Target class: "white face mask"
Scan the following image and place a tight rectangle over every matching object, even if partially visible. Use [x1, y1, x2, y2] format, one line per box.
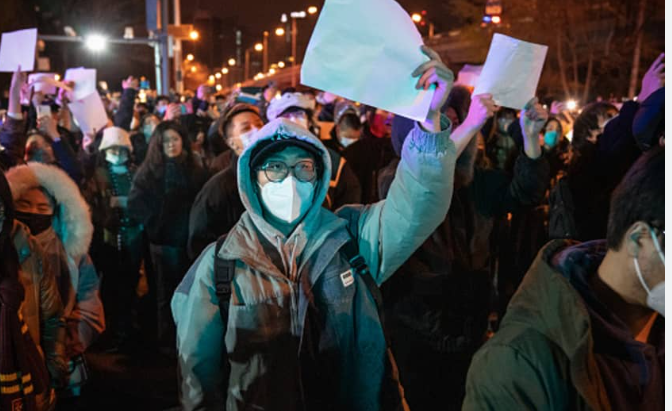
[105, 150, 129, 166]
[339, 136, 357, 148]
[259, 176, 314, 225]
[238, 128, 260, 153]
[634, 226, 665, 316]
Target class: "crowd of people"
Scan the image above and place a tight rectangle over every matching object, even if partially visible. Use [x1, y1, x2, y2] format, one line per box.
[0, 43, 664, 411]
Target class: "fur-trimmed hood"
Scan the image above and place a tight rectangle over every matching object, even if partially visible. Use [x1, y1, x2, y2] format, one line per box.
[6, 162, 93, 260]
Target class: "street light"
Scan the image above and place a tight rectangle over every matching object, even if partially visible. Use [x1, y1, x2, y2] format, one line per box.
[284, 8, 319, 86]
[278, 61, 285, 68]
[189, 30, 199, 40]
[186, 53, 194, 61]
[221, 68, 229, 74]
[216, 84, 223, 91]
[254, 42, 264, 52]
[228, 58, 236, 66]
[275, 27, 285, 36]
[85, 34, 107, 52]
[190, 66, 197, 73]
[411, 11, 435, 38]
[215, 72, 222, 79]
[491, 15, 501, 24]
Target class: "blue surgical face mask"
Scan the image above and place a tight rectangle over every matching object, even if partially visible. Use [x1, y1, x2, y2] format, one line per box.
[544, 130, 559, 148]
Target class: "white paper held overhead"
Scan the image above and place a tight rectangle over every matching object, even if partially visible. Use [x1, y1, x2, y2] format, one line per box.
[455, 65, 483, 88]
[69, 92, 109, 134]
[473, 34, 548, 110]
[65, 68, 97, 101]
[301, 0, 433, 122]
[0, 28, 38, 72]
[28, 73, 58, 95]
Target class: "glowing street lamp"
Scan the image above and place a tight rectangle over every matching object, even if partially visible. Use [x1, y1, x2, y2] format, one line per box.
[189, 30, 199, 40]
[307, 6, 318, 14]
[275, 27, 285, 36]
[215, 72, 222, 79]
[85, 34, 107, 52]
[186, 53, 194, 61]
[411, 13, 422, 23]
[269, 68, 276, 75]
[216, 84, 223, 91]
[254, 42, 264, 52]
[278, 61, 286, 68]
[221, 68, 229, 74]
[190, 66, 197, 73]
[228, 58, 236, 66]
[491, 15, 501, 24]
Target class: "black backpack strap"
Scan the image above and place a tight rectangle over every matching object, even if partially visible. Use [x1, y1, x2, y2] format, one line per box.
[213, 234, 235, 401]
[339, 239, 387, 332]
[213, 234, 235, 325]
[339, 235, 409, 410]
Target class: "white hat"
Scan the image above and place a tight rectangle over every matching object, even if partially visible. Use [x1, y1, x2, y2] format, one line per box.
[266, 92, 316, 121]
[99, 126, 133, 152]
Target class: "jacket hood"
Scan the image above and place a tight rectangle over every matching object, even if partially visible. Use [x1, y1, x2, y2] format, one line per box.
[6, 162, 93, 260]
[503, 239, 610, 410]
[231, 118, 345, 278]
[238, 118, 332, 232]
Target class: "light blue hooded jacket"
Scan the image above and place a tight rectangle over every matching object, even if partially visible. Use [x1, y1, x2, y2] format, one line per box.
[172, 117, 456, 410]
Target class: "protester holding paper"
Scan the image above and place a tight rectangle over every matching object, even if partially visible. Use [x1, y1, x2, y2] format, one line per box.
[378, 93, 549, 410]
[172, 45, 457, 411]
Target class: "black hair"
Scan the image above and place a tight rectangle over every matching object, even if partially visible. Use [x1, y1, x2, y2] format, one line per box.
[543, 117, 564, 136]
[338, 113, 363, 131]
[572, 102, 618, 153]
[156, 95, 170, 103]
[137, 120, 195, 177]
[442, 85, 472, 125]
[606, 147, 665, 250]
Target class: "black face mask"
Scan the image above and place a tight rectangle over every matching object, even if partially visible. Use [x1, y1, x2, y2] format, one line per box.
[14, 211, 53, 236]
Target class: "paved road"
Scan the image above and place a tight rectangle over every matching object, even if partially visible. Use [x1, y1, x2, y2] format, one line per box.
[55, 342, 179, 411]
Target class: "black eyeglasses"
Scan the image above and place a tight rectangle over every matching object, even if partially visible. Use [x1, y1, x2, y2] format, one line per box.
[257, 160, 317, 183]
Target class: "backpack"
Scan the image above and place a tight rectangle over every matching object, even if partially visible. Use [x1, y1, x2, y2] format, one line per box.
[213, 232, 409, 411]
[548, 176, 579, 240]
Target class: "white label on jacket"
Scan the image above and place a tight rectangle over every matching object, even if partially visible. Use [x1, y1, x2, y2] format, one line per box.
[340, 269, 354, 288]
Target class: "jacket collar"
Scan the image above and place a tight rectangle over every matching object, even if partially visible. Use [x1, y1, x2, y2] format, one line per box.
[504, 240, 611, 410]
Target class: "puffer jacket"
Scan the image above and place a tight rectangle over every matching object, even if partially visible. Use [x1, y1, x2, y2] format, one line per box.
[463, 240, 664, 410]
[12, 221, 68, 383]
[172, 116, 456, 411]
[6, 162, 105, 393]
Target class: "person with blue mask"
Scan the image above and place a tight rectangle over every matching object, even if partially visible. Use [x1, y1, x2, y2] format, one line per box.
[464, 147, 665, 410]
[541, 116, 571, 182]
[172, 46, 458, 411]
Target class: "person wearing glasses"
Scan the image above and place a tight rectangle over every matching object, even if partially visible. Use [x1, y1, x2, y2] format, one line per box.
[464, 147, 665, 411]
[172, 47, 459, 411]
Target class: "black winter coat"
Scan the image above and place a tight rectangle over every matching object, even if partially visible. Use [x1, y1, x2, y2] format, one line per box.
[378, 152, 549, 410]
[129, 155, 208, 248]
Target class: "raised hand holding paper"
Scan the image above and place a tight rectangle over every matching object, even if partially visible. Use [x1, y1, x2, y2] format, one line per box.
[0, 29, 38, 72]
[301, 0, 433, 123]
[28, 73, 58, 95]
[69, 92, 108, 134]
[473, 34, 548, 110]
[65, 67, 97, 101]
